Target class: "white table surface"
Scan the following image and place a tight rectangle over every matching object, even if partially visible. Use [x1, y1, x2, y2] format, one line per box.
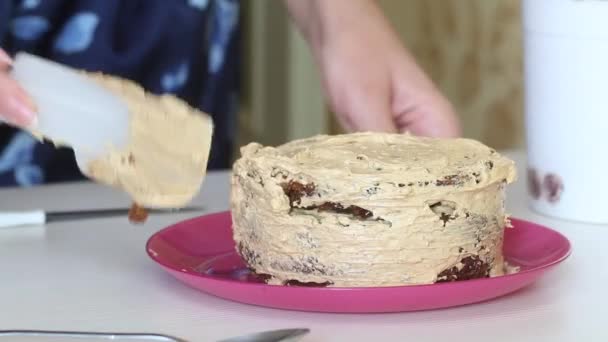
[0, 151, 605, 342]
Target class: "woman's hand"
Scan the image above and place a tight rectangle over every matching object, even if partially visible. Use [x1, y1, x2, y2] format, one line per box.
[284, 0, 460, 137]
[0, 48, 36, 127]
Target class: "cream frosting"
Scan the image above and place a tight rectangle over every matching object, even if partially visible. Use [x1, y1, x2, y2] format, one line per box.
[231, 133, 516, 287]
[82, 73, 214, 208]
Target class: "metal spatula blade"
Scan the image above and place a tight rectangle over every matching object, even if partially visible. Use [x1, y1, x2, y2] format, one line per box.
[218, 328, 310, 342]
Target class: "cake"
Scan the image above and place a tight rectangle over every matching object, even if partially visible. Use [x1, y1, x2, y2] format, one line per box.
[231, 133, 516, 287]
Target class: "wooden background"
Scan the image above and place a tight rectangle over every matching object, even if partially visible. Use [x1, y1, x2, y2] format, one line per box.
[240, 0, 525, 152]
[377, 0, 524, 149]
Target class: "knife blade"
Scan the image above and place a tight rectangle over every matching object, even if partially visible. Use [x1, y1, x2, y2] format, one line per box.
[0, 206, 204, 228]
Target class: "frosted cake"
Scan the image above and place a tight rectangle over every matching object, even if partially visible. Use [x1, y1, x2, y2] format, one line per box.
[231, 133, 516, 287]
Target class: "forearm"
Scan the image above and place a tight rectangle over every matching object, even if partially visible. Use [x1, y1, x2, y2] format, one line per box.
[283, 0, 395, 51]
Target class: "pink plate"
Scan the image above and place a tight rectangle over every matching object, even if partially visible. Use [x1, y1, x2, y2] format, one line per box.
[146, 211, 571, 313]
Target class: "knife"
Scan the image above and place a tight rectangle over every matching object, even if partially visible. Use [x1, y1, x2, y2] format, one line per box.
[0, 330, 187, 341]
[0, 328, 310, 342]
[0, 207, 204, 228]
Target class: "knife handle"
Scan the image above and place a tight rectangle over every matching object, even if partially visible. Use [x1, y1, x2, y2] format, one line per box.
[0, 210, 46, 228]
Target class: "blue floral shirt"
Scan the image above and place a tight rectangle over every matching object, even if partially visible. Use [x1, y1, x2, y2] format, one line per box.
[0, 0, 239, 186]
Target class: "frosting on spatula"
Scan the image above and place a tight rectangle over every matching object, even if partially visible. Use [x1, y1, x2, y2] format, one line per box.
[84, 73, 214, 208]
[11, 53, 214, 208]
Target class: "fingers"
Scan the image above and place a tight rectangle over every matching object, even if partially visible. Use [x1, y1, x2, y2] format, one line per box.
[380, 47, 461, 138]
[0, 48, 37, 127]
[394, 94, 461, 138]
[391, 67, 461, 138]
[426, 99, 461, 138]
[0, 73, 37, 127]
[0, 48, 12, 67]
[335, 82, 398, 133]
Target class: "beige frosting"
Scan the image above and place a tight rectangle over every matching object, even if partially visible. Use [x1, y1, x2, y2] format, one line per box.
[82, 73, 213, 208]
[231, 133, 516, 287]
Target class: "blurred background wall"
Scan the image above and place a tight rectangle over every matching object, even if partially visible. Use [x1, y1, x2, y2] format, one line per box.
[237, 0, 524, 156]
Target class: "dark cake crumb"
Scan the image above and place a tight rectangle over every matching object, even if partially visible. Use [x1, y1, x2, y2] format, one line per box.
[436, 212, 452, 225]
[436, 256, 490, 283]
[248, 271, 272, 283]
[314, 202, 373, 219]
[365, 186, 380, 195]
[436, 174, 470, 186]
[281, 181, 316, 206]
[247, 170, 265, 186]
[428, 200, 457, 226]
[284, 280, 332, 287]
[238, 242, 260, 265]
[246, 266, 332, 287]
[128, 203, 148, 224]
[281, 181, 374, 220]
[270, 167, 289, 180]
[472, 172, 481, 184]
[293, 256, 328, 275]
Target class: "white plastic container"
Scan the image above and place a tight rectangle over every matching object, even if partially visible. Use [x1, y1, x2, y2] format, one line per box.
[523, 0, 608, 223]
[9, 53, 129, 172]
